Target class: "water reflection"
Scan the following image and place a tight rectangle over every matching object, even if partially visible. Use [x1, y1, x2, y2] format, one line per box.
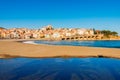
[0, 58, 120, 80]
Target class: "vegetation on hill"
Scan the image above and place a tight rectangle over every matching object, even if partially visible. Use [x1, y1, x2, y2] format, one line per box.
[101, 30, 118, 38]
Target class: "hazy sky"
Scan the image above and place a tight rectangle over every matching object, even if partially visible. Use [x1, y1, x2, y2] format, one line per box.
[0, 0, 120, 34]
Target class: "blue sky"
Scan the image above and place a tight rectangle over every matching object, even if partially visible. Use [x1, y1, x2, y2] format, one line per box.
[0, 0, 120, 34]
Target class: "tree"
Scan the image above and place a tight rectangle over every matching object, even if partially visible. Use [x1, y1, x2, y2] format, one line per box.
[93, 28, 97, 34]
[111, 31, 118, 36]
[101, 30, 118, 37]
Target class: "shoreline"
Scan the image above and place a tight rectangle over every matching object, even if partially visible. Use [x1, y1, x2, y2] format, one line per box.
[0, 39, 120, 59]
[0, 38, 120, 41]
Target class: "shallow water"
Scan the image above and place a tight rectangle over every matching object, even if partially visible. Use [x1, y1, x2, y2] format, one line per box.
[33, 40, 120, 48]
[0, 58, 120, 80]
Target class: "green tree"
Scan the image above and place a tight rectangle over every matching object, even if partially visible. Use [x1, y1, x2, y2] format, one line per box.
[111, 31, 118, 36]
[101, 30, 118, 37]
[93, 28, 97, 34]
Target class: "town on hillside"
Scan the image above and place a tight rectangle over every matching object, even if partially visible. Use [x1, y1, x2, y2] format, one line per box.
[0, 25, 119, 40]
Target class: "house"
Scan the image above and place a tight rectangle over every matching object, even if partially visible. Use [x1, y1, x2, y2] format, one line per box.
[52, 32, 61, 38]
[77, 29, 87, 35]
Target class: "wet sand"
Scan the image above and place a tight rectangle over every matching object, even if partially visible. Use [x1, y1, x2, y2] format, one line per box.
[0, 40, 120, 58]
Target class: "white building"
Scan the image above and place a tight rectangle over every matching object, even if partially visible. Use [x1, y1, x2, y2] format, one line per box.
[65, 32, 72, 37]
[32, 33, 38, 38]
[89, 30, 94, 35]
[52, 32, 60, 38]
[45, 34, 50, 38]
[77, 29, 87, 35]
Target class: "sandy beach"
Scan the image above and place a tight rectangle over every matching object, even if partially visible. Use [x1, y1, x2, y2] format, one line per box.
[0, 39, 120, 59]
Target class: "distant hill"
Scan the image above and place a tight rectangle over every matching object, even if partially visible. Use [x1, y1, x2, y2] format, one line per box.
[0, 27, 6, 29]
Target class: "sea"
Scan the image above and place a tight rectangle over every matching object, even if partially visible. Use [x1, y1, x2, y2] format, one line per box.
[24, 40, 120, 48]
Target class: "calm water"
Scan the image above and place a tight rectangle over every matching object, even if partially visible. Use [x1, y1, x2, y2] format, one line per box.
[0, 58, 120, 80]
[34, 40, 120, 48]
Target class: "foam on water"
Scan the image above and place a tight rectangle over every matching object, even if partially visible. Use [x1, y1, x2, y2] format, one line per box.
[23, 41, 37, 44]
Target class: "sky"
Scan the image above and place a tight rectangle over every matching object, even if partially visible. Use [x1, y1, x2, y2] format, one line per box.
[0, 0, 120, 34]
